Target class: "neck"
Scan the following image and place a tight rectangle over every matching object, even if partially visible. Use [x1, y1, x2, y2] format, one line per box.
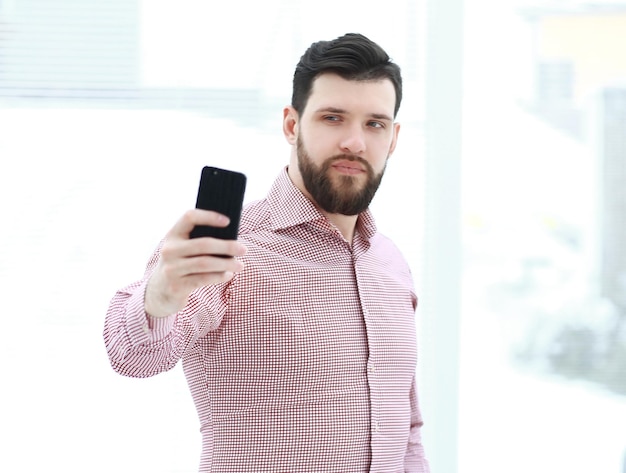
[322, 211, 358, 245]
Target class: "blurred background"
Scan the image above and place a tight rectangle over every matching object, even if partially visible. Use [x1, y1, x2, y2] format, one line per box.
[0, 0, 625, 471]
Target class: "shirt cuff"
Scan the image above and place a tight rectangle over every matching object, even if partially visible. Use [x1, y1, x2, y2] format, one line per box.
[124, 281, 176, 346]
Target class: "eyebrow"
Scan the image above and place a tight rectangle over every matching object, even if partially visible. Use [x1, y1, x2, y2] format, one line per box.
[315, 107, 393, 122]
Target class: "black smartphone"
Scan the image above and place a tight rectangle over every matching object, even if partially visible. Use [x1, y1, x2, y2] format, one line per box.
[189, 166, 247, 240]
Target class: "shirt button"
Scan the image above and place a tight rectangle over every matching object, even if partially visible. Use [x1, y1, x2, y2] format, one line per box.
[142, 325, 150, 335]
[373, 421, 380, 433]
[368, 364, 376, 374]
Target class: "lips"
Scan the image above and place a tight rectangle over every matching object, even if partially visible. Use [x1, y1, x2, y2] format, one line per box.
[331, 159, 366, 175]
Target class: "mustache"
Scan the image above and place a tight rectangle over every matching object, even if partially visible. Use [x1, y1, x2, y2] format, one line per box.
[329, 154, 364, 163]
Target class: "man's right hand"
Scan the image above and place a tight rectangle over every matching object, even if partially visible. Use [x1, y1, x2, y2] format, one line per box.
[144, 209, 248, 319]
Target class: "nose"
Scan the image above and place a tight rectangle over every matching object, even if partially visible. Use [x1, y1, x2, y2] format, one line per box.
[339, 125, 366, 155]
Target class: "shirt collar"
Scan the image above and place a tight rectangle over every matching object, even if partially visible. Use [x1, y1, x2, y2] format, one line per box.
[267, 167, 377, 241]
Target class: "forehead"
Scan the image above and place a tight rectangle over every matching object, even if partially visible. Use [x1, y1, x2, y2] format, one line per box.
[306, 73, 396, 117]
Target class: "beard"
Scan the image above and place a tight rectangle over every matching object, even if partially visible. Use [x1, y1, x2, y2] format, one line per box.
[296, 136, 386, 216]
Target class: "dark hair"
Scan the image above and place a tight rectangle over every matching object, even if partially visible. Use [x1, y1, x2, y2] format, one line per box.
[291, 33, 403, 117]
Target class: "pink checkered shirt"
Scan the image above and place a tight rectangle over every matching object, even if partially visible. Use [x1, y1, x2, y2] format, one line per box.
[104, 168, 429, 472]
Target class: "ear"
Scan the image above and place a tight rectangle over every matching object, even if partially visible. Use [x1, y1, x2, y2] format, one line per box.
[283, 106, 299, 145]
[387, 122, 401, 157]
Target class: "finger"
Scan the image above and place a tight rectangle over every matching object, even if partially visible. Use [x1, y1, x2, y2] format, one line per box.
[183, 271, 238, 289]
[168, 209, 230, 239]
[159, 237, 247, 284]
[179, 254, 245, 277]
[187, 238, 248, 258]
[163, 237, 247, 262]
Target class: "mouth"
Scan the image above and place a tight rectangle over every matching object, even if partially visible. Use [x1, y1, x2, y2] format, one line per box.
[330, 159, 366, 176]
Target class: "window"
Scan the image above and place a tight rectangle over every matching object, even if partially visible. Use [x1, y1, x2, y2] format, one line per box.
[459, 2, 626, 472]
[0, 2, 427, 471]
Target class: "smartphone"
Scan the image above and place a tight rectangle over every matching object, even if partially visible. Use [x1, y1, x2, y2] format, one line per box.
[189, 166, 247, 240]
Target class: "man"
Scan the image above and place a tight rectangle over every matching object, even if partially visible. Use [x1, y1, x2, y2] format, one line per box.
[104, 33, 429, 472]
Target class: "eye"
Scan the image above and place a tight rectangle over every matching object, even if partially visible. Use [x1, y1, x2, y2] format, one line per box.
[323, 115, 341, 122]
[367, 120, 386, 129]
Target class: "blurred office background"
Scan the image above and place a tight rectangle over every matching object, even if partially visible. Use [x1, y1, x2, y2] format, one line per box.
[0, 0, 625, 471]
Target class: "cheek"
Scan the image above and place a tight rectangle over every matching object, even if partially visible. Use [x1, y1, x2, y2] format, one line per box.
[371, 139, 394, 162]
[380, 132, 399, 158]
[301, 129, 333, 159]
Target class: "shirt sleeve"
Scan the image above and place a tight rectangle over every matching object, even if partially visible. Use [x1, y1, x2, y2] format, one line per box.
[404, 373, 431, 472]
[103, 242, 230, 378]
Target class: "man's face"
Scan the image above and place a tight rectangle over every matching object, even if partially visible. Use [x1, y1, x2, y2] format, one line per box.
[285, 73, 400, 216]
[296, 134, 385, 215]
